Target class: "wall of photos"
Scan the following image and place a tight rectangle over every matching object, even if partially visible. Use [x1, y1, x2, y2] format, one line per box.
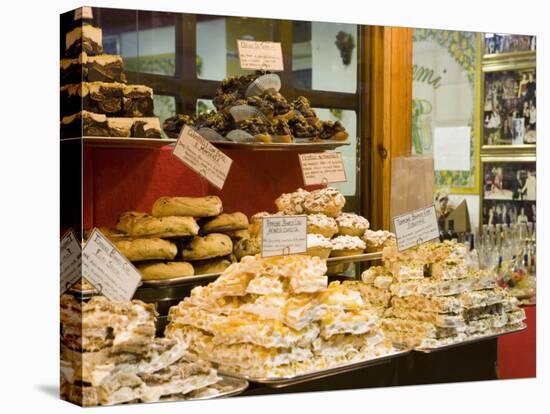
[412, 31, 536, 231]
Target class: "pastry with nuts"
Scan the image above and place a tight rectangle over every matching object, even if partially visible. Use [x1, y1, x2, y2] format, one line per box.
[335, 212, 370, 237]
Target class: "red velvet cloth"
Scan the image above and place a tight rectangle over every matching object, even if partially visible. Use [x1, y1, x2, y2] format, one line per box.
[498, 304, 536, 379]
[83, 145, 321, 229]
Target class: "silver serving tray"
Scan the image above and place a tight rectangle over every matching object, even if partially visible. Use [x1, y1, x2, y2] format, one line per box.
[188, 376, 249, 400]
[74, 136, 350, 151]
[414, 324, 527, 353]
[218, 348, 410, 388]
[140, 272, 221, 287]
[139, 253, 383, 288]
[326, 252, 383, 264]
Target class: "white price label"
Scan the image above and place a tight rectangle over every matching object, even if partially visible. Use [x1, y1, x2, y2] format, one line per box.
[261, 215, 307, 258]
[74, 6, 93, 20]
[298, 152, 347, 186]
[237, 40, 284, 72]
[172, 126, 233, 190]
[82, 229, 141, 302]
[60, 229, 82, 294]
[392, 205, 440, 252]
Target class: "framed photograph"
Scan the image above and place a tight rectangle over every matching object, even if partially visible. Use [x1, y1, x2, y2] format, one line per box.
[480, 156, 536, 226]
[482, 67, 536, 147]
[484, 33, 535, 57]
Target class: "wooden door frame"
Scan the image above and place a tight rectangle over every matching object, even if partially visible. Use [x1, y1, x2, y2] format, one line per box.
[363, 26, 413, 230]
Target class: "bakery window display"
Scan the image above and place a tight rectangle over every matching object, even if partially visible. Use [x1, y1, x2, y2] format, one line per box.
[60, 22, 162, 139]
[164, 254, 397, 379]
[162, 73, 350, 145]
[59, 294, 239, 406]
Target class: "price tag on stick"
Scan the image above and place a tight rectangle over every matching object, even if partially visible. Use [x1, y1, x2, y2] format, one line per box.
[261, 216, 307, 258]
[60, 229, 82, 294]
[237, 40, 284, 72]
[392, 205, 440, 252]
[82, 229, 141, 302]
[172, 126, 233, 190]
[298, 152, 347, 186]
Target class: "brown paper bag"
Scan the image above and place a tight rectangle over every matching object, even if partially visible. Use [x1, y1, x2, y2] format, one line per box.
[390, 156, 435, 231]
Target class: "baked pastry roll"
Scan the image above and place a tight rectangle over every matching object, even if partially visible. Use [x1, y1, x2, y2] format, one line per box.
[232, 237, 259, 260]
[181, 233, 233, 261]
[307, 213, 338, 238]
[113, 238, 177, 262]
[152, 196, 223, 218]
[137, 261, 194, 281]
[201, 212, 249, 234]
[224, 228, 250, 241]
[115, 211, 199, 238]
[303, 187, 346, 217]
[192, 257, 233, 275]
[335, 213, 370, 237]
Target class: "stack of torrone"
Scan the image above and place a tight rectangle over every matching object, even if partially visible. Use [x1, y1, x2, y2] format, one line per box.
[237, 187, 395, 267]
[165, 254, 396, 378]
[89, 196, 250, 283]
[60, 19, 162, 138]
[60, 294, 227, 406]
[364, 241, 527, 349]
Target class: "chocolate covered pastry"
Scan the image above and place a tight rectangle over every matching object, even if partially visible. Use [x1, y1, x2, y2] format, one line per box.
[122, 85, 155, 117]
[319, 120, 349, 141]
[65, 24, 103, 57]
[61, 82, 125, 117]
[269, 119, 293, 143]
[263, 91, 292, 118]
[292, 96, 318, 122]
[60, 53, 127, 85]
[246, 95, 275, 118]
[236, 118, 272, 142]
[288, 113, 319, 139]
[163, 114, 195, 138]
[194, 111, 234, 136]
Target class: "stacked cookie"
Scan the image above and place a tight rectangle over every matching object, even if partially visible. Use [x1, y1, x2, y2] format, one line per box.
[99, 196, 249, 282]
[60, 294, 222, 406]
[366, 241, 526, 349]
[164, 254, 395, 378]
[60, 22, 162, 138]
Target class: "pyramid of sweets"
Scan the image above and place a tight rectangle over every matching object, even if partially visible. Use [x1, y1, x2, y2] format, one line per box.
[164, 254, 395, 378]
[60, 22, 162, 138]
[236, 187, 395, 274]
[59, 294, 225, 406]
[368, 241, 526, 349]
[163, 73, 349, 143]
[79, 196, 251, 287]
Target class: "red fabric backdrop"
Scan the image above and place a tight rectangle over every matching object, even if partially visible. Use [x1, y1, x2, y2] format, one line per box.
[498, 305, 536, 379]
[83, 145, 321, 229]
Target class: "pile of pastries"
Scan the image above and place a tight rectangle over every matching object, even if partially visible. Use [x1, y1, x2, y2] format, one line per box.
[164, 254, 396, 378]
[243, 187, 395, 270]
[60, 21, 162, 138]
[89, 196, 250, 283]
[163, 73, 349, 143]
[365, 241, 527, 349]
[60, 294, 226, 406]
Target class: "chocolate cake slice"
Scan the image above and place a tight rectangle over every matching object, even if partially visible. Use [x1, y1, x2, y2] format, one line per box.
[61, 111, 132, 138]
[61, 53, 127, 85]
[65, 24, 103, 57]
[131, 118, 162, 138]
[61, 82, 125, 117]
[122, 85, 155, 117]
